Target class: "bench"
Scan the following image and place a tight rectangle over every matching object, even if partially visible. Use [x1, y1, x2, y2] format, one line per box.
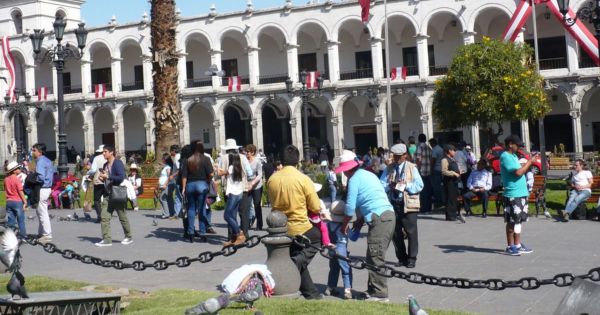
[529, 175, 547, 217]
[458, 192, 503, 216]
[549, 157, 571, 170]
[137, 177, 159, 209]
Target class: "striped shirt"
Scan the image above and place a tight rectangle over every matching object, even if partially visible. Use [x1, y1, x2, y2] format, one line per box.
[415, 142, 432, 176]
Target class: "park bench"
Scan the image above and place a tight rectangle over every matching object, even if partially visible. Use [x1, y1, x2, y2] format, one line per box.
[529, 175, 547, 217]
[549, 157, 571, 171]
[457, 192, 503, 216]
[137, 177, 159, 209]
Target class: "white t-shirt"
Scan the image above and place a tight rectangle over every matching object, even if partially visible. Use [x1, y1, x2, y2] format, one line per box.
[226, 165, 244, 196]
[159, 165, 171, 186]
[572, 170, 593, 192]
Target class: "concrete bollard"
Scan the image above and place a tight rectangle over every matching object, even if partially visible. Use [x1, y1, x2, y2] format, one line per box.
[261, 211, 300, 297]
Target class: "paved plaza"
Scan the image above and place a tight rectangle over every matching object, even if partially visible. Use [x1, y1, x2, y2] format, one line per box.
[18, 208, 600, 315]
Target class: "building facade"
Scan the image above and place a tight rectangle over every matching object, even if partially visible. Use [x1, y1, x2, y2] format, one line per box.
[0, 0, 598, 162]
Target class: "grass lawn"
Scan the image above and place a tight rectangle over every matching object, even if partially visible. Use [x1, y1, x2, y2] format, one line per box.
[0, 275, 474, 315]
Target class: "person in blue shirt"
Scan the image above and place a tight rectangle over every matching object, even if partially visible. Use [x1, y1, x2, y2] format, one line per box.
[32, 143, 54, 243]
[336, 150, 394, 302]
[500, 135, 538, 256]
[380, 143, 424, 268]
[463, 159, 493, 217]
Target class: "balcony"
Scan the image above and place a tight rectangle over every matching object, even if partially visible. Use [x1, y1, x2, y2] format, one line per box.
[63, 85, 82, 94]
[340, 68, 373, 80]
[221, 76, 250, 86]
[186, 78, 212, 88]
[383, 66, 419, 79]
[258, 74, 288, 85]
[429, 65, 448, 76]
[579, 58, 596, 69]
[121, 81, 144, 91]
[538, 57, 567, 70]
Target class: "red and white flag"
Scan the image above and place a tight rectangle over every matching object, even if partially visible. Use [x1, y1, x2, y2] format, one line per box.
[227, 76, 241, 92]
[359, 0, 371, 23]
[37, 87, 48, 101]
[1, 36, 16, 103]
[306, 71, 320, 89]
[95, 83, 106, 99]
[391, 67, 407, 81]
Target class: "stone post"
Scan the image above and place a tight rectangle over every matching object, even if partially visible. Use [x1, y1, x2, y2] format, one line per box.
[261, 211, 300, 297]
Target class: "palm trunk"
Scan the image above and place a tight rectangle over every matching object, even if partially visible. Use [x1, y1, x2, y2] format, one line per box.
[150, 0, 180, 157]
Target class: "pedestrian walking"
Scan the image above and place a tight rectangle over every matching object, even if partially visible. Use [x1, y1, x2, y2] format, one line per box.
[32, 143, 53, 243]
[89, 145, 107, 223]
[127, 163, 142, 211]
[169, 145, 183, 218]
[4, 161, 27, 239]
[246, 144, 264, 230]
[158, 153, 175, 219]
[222, 153, 247, 246]
[415, 134, 433, 213]
[429, 138, 444, 207]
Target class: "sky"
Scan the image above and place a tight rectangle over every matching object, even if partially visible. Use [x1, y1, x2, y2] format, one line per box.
[81, 0, 320, 27]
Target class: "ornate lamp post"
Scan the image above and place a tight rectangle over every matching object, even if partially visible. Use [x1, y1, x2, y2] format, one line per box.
[1, 89, 37, 163]
[29, 17, 88, 178]
[286, 70, 323, 163]
[558, 0, 600, 39]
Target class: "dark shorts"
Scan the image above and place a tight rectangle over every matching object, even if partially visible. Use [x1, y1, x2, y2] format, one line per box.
[503, 196, 529, 224]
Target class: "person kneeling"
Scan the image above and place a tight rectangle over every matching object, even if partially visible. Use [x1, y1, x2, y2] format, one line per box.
[463, 159, 492, 217]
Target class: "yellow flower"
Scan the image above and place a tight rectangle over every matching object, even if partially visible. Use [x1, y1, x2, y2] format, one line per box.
[514, 104, 520, 110]
[483, 36, 490, 42]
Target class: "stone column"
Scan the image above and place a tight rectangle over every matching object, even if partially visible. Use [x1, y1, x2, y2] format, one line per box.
[178, 53, 187, 90]
[24, 64, 36, 95]
[251, 118, 262, 150]
[111, 57, 123, 92]
[210, 49, 223, 88]
[470, 123, 481, 159]
[290, 117, 303, 159]
[370, 37, 384, 81]
[420, 113, 433, 140]
[247, 46, 260, 88]
[144, 121, 153, 154]
[142, 54, 153, 91]
[214, 120, 224, 151]
[375, 115, 386, 149]
[571, 109, 583, 156]
[27, 107, 38, 148]
[462, 30, 476, 45]
[114, 119, 125, 158]
[82, 123, 93, 155]
[521, 120, 531, 152]
[286, 44, 299, 84]
[565, 32, 579, 73]
[327, 41, 340, 83]
[415, 34, 430, 79]
[80, 59, 92, 94]
[330, 116, 341, 156]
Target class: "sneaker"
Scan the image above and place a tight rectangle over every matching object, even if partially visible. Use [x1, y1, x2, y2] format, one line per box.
[343, 289, 352, 300]
[37, 235, 52, 244]
[365, 294, 389, 303]
[505, 245, 521, 256]
[562, 211, 570, 222]
[544, 211, 552, 219]
[206, 227, 217, 234]
[121, 238, 133, 245]
[133, 207, 139, 211]
[324, 287, 336, 296]
[458, 211, 466, 224]
[517, 244, 533, 254]
[94, 240, 112, 247]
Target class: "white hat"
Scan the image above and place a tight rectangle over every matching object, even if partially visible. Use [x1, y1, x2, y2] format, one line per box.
[95, 145, 105, 153]
[329, 200, 355, 222]
[334, 150, 362, 174]
[6, 161, 20, 173]
[313, 182, 323, 192]
[390, 143, 407, 155]
[465, 145, 472, 150]
[220, 139, 241, 152]
[130, 163, 138, 169]
[518, 158, 528, 164]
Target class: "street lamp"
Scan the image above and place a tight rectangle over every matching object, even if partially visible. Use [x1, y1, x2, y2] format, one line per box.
[30, 16, 87, 179]
[286, 70, 323, 163]
[1, 90, 37, 163]
[558, 1, 600, 41]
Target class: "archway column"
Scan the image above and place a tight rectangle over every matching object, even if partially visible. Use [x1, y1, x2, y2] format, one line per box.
[111, 57, 123, 93]
[80, 59, 92, 95]
[144, 121, 153, 154]
[462, 31, 476, 45]
[566, 32, 579, 74]
[213, 120, 223, 150]
[113, 107, 125, 157]
[27, 107, 38, 149]
[178, 53, 187, 90]
[248, 47, 260, 88]
[142, 54, 153, 91]
[182, 106, 191, 146]
[416, 34, 430, 79]
[327, 41, 340, 83]
[330, 116, 341, 156]
[571, 109, 583, 156]
[370, 38, 384, 81]
[25, 64, 36, 94]
[520, 120, 531, 152]
[470, 123, 481, 159]
[286, 44, 299, 84]
[210, 49, 223, 88]
[289, 97, 303, 158]
[252, 117, 262, 151]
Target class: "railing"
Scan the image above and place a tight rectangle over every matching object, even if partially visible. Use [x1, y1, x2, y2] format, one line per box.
[579, 58, 597, 69]
[221, 76, 250, 86]
[90, 83, 113, 93]
[383, 66, 419, 78]
[63, 85, 82, 94]
[429, 65, 449, 76]
[340, 68, 373, 80]
[538, 57, 567, 70]
[259, 74, 288, 85]
[121, 81, 144, 91]
[186, 78, 212, 88]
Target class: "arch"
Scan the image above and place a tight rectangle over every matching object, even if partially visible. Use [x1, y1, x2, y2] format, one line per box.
[221, 98, 253, 146]
[217, 27, 250, 49]
[467, 3, 513, 33]
[391, 93, 423, 141]
[255, 97, 291, 119]
[36, 109, 56, 155]
[87, 39, 114, 58]
[65, 108, 85, 154]
[183, 98, 216, 116]
[420, 7, 466, 35]
[291, 19, 331, 44]
[93, 106, 115, 148]
[114, 36, 147, 57]
[332, 16, 375, 41]
[180, 29, 214, 50]
[9, 49, 26, 91]
[374, 12, 419, 38]
[252, 22, 290, 47]
[188, 100, 216, 148]
[122, 105, 147, 152]
[221, 99, 253, 120]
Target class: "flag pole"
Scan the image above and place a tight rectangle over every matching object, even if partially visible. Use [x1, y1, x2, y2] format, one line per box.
[384, 0, 393, 147]
[531, 1, 547, 176]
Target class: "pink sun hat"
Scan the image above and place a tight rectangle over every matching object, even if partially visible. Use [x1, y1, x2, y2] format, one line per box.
[334, 150, 363, 174]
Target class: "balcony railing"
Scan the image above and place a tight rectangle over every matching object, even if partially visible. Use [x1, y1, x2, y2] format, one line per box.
[259, 74, 288, 85]
[579, 58, 596, 69]
[121, 81, 144, 91]
[429, 65, 448, 76]
[221, 76, 250, 86]
[383, 66, 419, 78]
[340, 68, 373, 80]
[538, 57, 567, 70]
[63, 85, 82, 94]
[186, 78, 212, 88]
[89, 83, 113, 93]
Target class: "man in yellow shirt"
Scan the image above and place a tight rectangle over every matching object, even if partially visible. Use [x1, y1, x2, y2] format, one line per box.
[267, 145, 322, 299]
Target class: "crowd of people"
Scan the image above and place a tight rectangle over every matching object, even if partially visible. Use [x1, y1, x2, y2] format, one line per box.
[3, 133, 600, 301]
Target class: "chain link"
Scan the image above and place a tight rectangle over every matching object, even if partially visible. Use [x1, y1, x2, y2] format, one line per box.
[23, 234, 266, 271]
[291, 235, 600, 291]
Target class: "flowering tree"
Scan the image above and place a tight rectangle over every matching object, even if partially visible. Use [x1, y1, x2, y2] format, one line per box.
[433, 37, 550, 144]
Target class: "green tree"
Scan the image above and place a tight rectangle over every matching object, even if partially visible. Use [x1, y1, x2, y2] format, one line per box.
[433, 37, 550, 145]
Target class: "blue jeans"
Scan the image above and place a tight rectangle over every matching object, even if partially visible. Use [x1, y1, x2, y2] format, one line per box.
[565, 189, 591, 213]
[327, 222, 352, 289]
[185, 180, 209, 235]
[224, 193, 243, 235]
[169, 182, 182, 216]
[6, 200, 26, 238]
[329, 184, 337, 203]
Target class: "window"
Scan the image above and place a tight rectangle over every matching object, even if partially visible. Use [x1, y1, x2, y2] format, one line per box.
[11, 10, 23, 34]
[186, 61, 194, 79]
[402, 47, 418, 68]
[134, 65, 143, 84]
[298, 53, 317, 72]
[92, 68, 111, 85]
[355, 51, 372, 70]
[221, 59, 238, 77]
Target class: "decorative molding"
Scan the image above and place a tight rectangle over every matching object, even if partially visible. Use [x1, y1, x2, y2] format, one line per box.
[289, 118, 297, 127]
[330, 116, 339, 126]
[420, 114, 429, 124]
[374, 115, 383, 124]
[570, 109, 581, 119]
[212, 120, 220, 128]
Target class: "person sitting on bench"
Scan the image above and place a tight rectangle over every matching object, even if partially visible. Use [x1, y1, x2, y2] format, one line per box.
[463, 159, 492, 217]
[563, 159, 593, 222]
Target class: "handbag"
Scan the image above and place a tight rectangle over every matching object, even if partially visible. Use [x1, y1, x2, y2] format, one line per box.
[404, 193, 421, 212]
[108, 184, 128, 210]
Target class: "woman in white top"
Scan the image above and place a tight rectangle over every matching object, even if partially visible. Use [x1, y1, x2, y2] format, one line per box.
[564, 159, 593, 221]
[158, 154, 174, 219]
[127, 164, 142, 211]
[223, 153, 247, 246]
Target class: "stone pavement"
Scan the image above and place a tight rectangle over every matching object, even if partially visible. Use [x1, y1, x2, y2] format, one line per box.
[18, 208, 600, 315]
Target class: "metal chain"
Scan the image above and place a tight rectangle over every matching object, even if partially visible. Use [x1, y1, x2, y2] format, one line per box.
[23, 234, 265, 271]
[292, 235, 600, 291]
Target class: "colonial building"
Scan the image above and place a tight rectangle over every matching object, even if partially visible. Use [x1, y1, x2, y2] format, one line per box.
[0, 0, 598, 162]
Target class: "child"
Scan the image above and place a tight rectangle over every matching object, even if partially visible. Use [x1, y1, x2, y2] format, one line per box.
[309, 183, 333, 247]
[127, 163, 142, 211]
[4, 161, 27, 239]
[324, 200, 353, 300]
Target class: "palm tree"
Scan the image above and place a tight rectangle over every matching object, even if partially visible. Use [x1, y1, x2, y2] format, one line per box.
[150, 0, 181, 157]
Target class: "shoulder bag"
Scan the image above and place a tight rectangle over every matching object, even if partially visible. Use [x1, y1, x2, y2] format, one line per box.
[403, 162, 421, 212]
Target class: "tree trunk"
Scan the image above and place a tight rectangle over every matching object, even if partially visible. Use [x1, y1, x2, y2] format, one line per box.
[150, 0, 180, 157]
